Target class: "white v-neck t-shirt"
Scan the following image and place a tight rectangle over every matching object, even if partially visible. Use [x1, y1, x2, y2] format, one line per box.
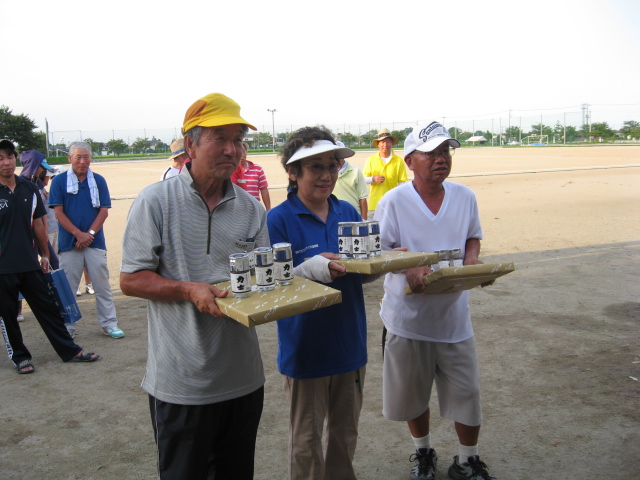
[376, 181, 483, 342]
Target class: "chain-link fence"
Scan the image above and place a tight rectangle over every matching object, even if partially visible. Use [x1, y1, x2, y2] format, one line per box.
[48, 103, 640, 152]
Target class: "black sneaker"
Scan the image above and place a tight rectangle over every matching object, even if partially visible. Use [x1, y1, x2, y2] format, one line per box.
[409, 447, 438, 480]
[448, 455, 497, 480]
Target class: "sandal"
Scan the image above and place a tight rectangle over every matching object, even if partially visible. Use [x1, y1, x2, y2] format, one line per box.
[67, 350, 100, 363]
[17, 360, 35, 374]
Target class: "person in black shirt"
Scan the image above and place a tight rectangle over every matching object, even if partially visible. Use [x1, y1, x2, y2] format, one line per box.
[0, 140, 100, 374]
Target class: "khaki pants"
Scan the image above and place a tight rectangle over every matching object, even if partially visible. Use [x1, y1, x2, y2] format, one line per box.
[284, 367, 365, 480]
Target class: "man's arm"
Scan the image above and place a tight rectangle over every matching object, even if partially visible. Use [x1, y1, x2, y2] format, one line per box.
[33, 215, 51, 272]
[463, 238, 482, 265]
[54, 206, 108, 250]
[120, 270, 229, 318]
[464, 237, 494, 287]
[260, 188, 271, 210]
[89, 207, 109, 236]
[359, 199, 368, 219]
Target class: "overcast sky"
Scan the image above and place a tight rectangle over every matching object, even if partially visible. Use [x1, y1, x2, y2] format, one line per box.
[2, 0, 639, 138]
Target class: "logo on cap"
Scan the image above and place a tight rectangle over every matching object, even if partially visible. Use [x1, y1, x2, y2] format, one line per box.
[419, 122, 448, 143]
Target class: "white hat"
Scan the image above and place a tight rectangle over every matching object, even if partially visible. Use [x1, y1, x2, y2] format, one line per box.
[404, 121, 460, 157]
[45, 166, 62, 177]
[286, 139, 355, 165]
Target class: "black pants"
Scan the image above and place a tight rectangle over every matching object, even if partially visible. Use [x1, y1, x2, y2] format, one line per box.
[0, 270, 81, 364]
[149, 386, 265, 480]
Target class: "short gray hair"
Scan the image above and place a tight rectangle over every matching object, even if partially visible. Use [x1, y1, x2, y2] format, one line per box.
[68, 141, 92, 157]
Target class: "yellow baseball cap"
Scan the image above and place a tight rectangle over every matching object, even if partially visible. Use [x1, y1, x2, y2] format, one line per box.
[182, 93, 256, 133]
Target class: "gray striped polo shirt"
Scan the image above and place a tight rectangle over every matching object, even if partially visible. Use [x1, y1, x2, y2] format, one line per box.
[121, 166, 269, 405]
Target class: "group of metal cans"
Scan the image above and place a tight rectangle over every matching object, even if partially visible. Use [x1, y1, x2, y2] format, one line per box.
[430, 248, 464, 271]
[338, 220, 381, 259]
[229, 242, 294, 298]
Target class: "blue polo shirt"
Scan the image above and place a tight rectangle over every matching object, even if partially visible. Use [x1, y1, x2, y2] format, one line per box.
[0, 176, 46, 274]
[267, 192, 368, 379]
[48, 170, 111, 252]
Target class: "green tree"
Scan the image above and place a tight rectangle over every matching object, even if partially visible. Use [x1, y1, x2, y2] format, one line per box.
[33, 131, 47, 153]
[0, 105, 40, 150]
[83, 137, 103, 155]
[529, 124, 553, 137]
[458, 131, 473, 142]
[341, 132, 357, 147]
[448, 127, 463, 138]
[564, 126, 578, 143]
[620, 120, 640, 139]
[483, 130, 494, 141]
[504, 126, 522, 143]
[132, 137, 150, 154]
[154, 140, 169, 153]
[361, 129, 377, 147]
[391, 130, 407, 145]
[589, 122, 615, 141]
[106, 139, 128, 156]
[255, 132, 272, 148]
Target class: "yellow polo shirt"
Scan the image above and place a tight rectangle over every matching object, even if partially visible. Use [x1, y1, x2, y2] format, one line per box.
[363, 152, 408, 210]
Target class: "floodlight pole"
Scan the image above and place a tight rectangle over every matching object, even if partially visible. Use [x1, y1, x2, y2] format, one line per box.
[267, 109, 277, 152]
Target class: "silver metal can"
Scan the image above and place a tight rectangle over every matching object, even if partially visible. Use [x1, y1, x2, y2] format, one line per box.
[273, 242, 294, 285]
[338, 222, 353, 259]
[367, 220, 381, 257]
[351, 222, 369, 259]
[254, 247, 275, 291]
[450, 248, 464, 267]
[436, 249, 451, 269]
[229, 253, 252, 298]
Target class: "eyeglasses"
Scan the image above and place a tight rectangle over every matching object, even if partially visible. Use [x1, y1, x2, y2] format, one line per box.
[302, 162, 340, 175]
[419, 147, 455, 160]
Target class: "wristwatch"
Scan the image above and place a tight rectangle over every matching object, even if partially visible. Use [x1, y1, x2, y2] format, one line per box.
[89, 229, 96, 235]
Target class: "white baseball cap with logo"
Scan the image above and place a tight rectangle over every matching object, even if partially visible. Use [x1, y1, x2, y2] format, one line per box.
[404, 121, 461, 157]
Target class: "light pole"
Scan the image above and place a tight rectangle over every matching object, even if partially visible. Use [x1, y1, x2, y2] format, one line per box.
[267, 109, 277, 152]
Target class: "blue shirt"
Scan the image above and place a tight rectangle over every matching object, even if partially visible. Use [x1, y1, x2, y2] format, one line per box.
[48, 170, 111, 252]
[267, 192, 368, 379]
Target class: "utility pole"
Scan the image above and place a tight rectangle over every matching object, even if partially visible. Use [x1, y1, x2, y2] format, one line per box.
[45, 119, 50, 157]
[267, 109, 277, 152]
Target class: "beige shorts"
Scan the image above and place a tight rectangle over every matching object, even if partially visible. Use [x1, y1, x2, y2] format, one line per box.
[382, 334, 482, 426]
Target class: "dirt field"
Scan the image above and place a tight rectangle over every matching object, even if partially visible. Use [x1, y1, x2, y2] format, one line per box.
[1, 145, 639, 480]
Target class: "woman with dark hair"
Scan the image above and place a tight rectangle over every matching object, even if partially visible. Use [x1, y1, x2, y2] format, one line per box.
[267, 126, 372, 480]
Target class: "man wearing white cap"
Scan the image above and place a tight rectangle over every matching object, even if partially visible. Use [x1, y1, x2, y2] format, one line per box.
[376, 122, 498, 480]
[160, 138, 189, 180]
[363, 128, 408, 219]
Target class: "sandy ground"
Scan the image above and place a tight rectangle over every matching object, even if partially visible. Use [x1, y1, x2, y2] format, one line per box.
[1, 145, 639, 480]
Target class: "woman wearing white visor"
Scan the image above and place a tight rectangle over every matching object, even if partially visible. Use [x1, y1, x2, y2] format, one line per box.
[267, 126, 375, 480]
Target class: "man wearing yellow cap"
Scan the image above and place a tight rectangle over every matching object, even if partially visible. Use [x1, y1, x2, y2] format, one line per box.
[363, 128, 408, 219]
[120, 93, 270, 480]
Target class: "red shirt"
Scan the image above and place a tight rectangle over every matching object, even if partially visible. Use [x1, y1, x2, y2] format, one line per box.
[230, 161, 268, 201]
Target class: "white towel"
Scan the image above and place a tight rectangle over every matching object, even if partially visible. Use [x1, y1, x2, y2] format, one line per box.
[66, 168, 100, 208]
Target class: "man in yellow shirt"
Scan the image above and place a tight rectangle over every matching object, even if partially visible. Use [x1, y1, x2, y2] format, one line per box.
[363, 128, 408, 219]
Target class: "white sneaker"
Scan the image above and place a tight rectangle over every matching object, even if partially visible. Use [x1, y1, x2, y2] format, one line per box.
[103, 326, 125, 339]
[85, 284, 95, 295]
[17, 314, 25, 322]
[76, 287, 82, 297]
